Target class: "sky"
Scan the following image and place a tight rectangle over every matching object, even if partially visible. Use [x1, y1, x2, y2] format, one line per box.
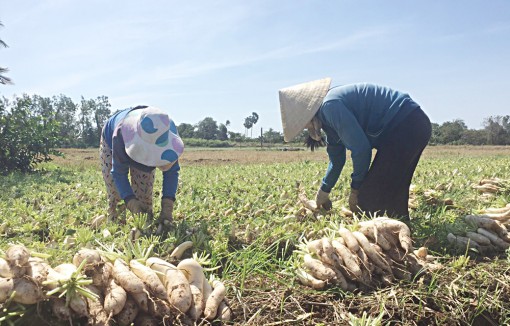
[1, 0, 509, 134]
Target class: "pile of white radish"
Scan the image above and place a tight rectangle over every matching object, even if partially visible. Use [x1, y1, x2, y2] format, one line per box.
[0, 241, 231, 325]
[296, 217, 436, 292]
[473, 178, 508, 199]
[447, 213, 510, 255]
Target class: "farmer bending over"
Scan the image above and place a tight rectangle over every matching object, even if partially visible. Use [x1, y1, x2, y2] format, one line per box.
[100, 105, 184, 233]
[279, 79, 431, 219]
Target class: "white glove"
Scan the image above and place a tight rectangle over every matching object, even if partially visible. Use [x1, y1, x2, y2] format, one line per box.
[315, 189, 332, 211]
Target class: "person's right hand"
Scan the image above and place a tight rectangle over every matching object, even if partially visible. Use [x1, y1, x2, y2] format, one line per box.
[315, 189, 333, 211]
[126, 198, 146, 215]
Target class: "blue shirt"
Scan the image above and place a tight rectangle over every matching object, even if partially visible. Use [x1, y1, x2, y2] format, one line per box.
[317, 83, 419, 192]
[102, 107, 180, 201]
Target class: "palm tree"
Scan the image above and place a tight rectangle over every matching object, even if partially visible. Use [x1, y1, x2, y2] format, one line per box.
[250, 112, 259, 138]
[0, 21, 12, 85]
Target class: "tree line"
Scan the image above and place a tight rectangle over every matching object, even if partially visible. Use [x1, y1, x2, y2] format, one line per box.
[1, 92, 510, 173]
[431, 118, 510, 146]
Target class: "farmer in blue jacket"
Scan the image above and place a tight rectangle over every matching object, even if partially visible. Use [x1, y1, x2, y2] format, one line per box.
[279, 79, 431, 219]
[100, 105, 184, 232]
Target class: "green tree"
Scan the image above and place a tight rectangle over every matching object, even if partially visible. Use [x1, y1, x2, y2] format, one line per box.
[0, 21, 12, 85]
[243, 112, 259, 137]
[0, 95, 60, 173]
[429, 123, 440, 145]
[53, 94, 79, 147]
[228, 131, 245, 142]
[484, 115, 510, 145]
[217, 123, 228, 141]
[250, 112, 259, 138]
[243, 117, 253, 137]
[196, 117, 219, 140]
[437, 119, 467, 144]
[177, 123, 195, 138]
[262, 128, 284, 143]
[459, 129, 487, 145]
[93, 95, 112, 144]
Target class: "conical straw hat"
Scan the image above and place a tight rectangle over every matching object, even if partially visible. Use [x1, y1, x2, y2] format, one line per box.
[279, 77, 331, 142]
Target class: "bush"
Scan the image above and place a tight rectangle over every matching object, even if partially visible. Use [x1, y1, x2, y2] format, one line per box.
[182, 138, 233, 148]
[0, 97, 61, 174]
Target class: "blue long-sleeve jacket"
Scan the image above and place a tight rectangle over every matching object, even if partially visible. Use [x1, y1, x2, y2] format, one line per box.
[317, 83, 419, 192]
[102, 107, 180, 201]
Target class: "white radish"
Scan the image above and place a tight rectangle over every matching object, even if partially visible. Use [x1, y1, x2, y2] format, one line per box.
[372, 218, 413, 253]
[72, 248, 102, 269]
[331, 239, 362, 278]
[338, 227, 360, 252]
[104, 278, 127, 316]
[358, 221, 394, 251]
[145, 257, 175, 283]
[53, 263, 77, 278]
[115, 296, 139, 325]
[303, 254, 336, 282]
[26, 258, 50, 285]
[217, 301, 232, 321]
[447, 233, 481, 251]
[170, 241, 193, 260]
[177, 259, 205, 320]
[112, 259, 144, 294]
[321, 238, 343, 268]
[477, 228, 510, 249]
[0, 277, 14, 303]
[306, 239, 323, 254]
[465, 232, 491, 246]
[5, 244, 30, 267]
[352, 231, 392, 274]
[202, 277, 213, 309]
[165, 269, 192, 313]
[129, 260, 167, 300]
[414, 247, 428, 260]
[0, 258, 24, 278]
[204, 279, 226, 320]
[85, 285, 109, 326]
[69, 293, 89, 317]
[147, 257, 191, 313]
[90, 261, 112, 288]
[131, 289, 149, 313]
[0, 258, 12, 278]
[295, 269, 326, 290]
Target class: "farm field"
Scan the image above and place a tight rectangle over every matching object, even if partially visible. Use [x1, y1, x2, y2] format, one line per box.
[1, 145, 510, 325]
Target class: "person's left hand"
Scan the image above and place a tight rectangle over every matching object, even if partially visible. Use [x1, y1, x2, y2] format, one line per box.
[348, 188, 359, 213]
[315, 189, 333, 211]
[156, 198, 174, 235]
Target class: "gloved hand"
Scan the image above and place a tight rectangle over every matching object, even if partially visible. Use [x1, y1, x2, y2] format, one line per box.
[159, 198, 174, 225]
[156, 198, 174, 235]
[315, 189, 333, 211]
[126, 198, 146, 215]
[348, 188, 360, 213]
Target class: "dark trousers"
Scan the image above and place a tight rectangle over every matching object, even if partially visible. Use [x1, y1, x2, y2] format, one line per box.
[357, 108, 431, 219]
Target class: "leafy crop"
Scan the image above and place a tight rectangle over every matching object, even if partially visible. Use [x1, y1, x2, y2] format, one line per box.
[1, 147, 510, 324]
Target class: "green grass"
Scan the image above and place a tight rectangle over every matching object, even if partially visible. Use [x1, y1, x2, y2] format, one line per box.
[1, 148, 510, 324]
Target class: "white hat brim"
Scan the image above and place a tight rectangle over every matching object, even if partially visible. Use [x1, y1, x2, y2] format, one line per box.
[279, 78, 331, 142]
[121, 107, 184, 167]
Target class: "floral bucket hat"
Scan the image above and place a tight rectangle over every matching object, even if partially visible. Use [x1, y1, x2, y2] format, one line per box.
[120, 106, 184, 167]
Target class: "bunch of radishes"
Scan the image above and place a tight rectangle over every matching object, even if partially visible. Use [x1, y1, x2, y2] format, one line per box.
[296, 217, 435, 292]
[0, 242, 231, 325]
[448, 213, 510, 255]
[473, 178, 508, 199]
